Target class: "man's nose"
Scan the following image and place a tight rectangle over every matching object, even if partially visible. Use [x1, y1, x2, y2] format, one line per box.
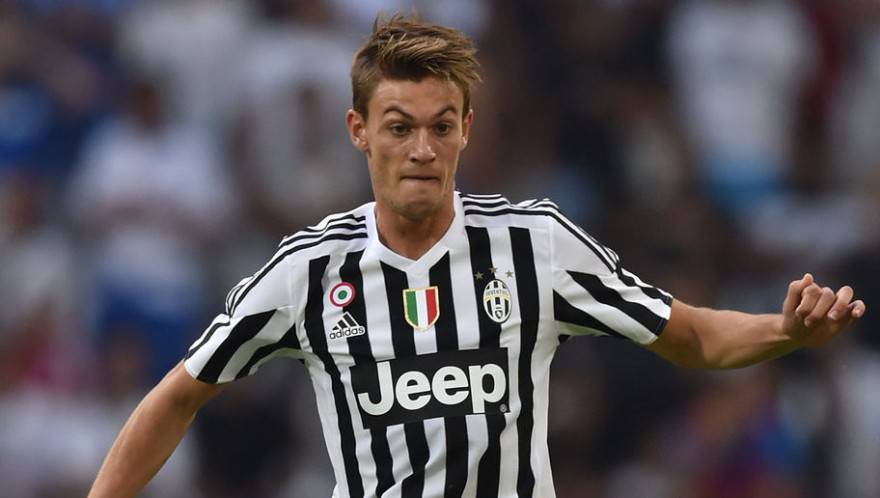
[410, 129, 436, 163]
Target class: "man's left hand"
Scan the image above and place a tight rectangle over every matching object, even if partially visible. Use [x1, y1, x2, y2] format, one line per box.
[782, 273, 866, 347]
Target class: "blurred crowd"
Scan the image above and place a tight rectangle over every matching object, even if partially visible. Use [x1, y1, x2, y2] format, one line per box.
[0, 0, 878, 497]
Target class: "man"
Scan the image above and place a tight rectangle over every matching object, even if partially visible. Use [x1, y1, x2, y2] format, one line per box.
[88, 14, 866, 498]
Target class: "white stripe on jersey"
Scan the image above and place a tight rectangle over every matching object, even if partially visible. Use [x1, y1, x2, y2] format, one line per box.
[485, 227, 522, 498]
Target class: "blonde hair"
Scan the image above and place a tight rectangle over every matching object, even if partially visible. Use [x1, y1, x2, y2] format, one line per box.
[351, 13, 481, 119]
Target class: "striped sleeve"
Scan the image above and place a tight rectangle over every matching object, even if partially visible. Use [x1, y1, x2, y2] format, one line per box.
[549, 210, 672, 344]
[184, 250, 303, 384]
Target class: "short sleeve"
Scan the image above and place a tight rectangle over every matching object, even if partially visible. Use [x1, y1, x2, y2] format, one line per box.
[550, 209, 673, 345]
[184, 253, 303, 383]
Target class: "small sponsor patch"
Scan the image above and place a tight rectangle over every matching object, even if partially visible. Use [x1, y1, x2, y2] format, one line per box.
[329, 312, 366, 340]
[330, 282, 356, 307]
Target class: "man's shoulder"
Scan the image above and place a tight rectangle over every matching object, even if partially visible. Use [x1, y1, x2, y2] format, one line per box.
[275, 202, 373, 259]
[459, 192, 566, 229]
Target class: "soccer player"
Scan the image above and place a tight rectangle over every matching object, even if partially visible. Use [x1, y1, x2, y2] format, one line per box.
[88, 14, 866, 498]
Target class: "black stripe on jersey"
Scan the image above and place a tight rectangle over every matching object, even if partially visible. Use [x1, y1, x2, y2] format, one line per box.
[520, 199, 555, 207]
[510, 227, 538, 498]
[429, 253, 468, 498]
[225, 279, 248, 315]
[192, 310, 275, 383]
[235, 323, 301, 379]
[279, 222, 367, 249]
[281, 213, 366, 241]
[381, 262, 430, 498]
[568, 270, 666, 334]
[341, 251, 395, 497]
[463, 197, 563, 213]
[186, 316, 231, 358]
[229, 231, 368, 316]
[465, 226, 505, 498]
[616, 267, 672, 305]
[298, 213, 366, 233]
[460, 193, 504, 200]
[461, 199, 506, 209]
[463, 206, 615, 272]
[553, 291, 626, 340]
[305, 255, 364, 498]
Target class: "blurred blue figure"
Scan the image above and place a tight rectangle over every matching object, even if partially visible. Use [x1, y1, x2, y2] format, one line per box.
[67, 74, 234, 383]
[668, 0, 815, 216]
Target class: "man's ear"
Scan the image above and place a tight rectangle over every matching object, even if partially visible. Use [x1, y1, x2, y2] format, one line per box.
[460, 108, 474, 151]
[346, 109, 369, 153]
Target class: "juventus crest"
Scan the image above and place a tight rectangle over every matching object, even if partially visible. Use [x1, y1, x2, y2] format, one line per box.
[482, 279, 512, 323]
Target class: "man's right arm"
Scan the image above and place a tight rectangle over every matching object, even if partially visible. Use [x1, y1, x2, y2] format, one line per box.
[88, 362, 226, 498]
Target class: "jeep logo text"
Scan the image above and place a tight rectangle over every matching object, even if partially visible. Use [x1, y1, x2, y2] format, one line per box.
[351, 348, 509, 428]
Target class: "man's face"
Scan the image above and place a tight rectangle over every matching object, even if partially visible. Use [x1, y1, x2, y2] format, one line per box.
[347, 77, 473, 221]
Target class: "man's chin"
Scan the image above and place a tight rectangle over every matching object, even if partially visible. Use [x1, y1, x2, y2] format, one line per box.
[391, 194, 447, 222]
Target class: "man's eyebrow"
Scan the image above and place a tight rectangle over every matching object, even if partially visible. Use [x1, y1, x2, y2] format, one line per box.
[432, 105, 458, 118]
[382, 105, 458, 120]
[383, 106, 414, 120]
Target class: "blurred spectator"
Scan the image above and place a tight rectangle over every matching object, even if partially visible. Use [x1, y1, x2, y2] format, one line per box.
[230, 0, 369, 239]
[67, 73, 234, 383]
[0, 13, 56, 176]
[657, 366, 809, 498]
[668, 0, 815, 216]
[0, 170, 79, 392]
[0, 4, 116, 184]
[742, 125, 876, 278]
[827, 1, 880, 191]
[829, 340, 880, 498]
[330, 0, 490, 40]
[0, 329, 198, 498]
[614, 75, 690, 212]
[119, 0, 254, 128]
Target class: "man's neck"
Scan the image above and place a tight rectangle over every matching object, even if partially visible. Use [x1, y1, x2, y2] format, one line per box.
[374, 201, 454, 260]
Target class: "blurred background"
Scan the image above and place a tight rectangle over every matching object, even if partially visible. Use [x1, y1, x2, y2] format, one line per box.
[0, 0, 878, 496]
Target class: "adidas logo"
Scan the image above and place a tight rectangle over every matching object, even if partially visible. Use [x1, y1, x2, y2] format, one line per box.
[329, 312, 366, 340]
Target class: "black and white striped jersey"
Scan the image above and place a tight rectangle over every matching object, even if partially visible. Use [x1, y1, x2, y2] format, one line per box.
[184, 192, 673, 498]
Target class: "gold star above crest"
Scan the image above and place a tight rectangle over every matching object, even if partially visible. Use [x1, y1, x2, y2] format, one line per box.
[488, 266, 498, 275]
[506, 270, 514, 278]
[474, 271, 484, 280]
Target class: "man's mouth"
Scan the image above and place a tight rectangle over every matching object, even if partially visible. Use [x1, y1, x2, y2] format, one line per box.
[401, 175, 439, 182]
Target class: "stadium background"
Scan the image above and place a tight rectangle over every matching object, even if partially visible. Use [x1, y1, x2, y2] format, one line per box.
[1, 0, 879, 496]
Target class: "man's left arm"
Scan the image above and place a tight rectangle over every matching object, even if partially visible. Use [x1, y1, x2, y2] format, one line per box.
[647, 273, 867, 369]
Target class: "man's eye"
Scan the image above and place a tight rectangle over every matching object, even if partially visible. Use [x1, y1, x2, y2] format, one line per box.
[389, 124, 409, 136]
[435, 123, 452, 135]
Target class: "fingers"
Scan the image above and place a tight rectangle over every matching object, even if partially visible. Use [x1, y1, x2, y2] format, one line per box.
[785, 273, 866, 329]
[849, 299, 866, 319]
[803, 286, 836, 327]
[783, 273, 814, 315]
[796, 282, 866, 328]
[793, 277, 823, 322]
[827, 286, 854, 321]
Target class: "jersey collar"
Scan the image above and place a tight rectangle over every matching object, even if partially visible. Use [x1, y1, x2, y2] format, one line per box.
[365, 191, 467, 273]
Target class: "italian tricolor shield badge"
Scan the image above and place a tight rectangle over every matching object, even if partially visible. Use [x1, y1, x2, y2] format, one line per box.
[403, 286, 440, 331]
